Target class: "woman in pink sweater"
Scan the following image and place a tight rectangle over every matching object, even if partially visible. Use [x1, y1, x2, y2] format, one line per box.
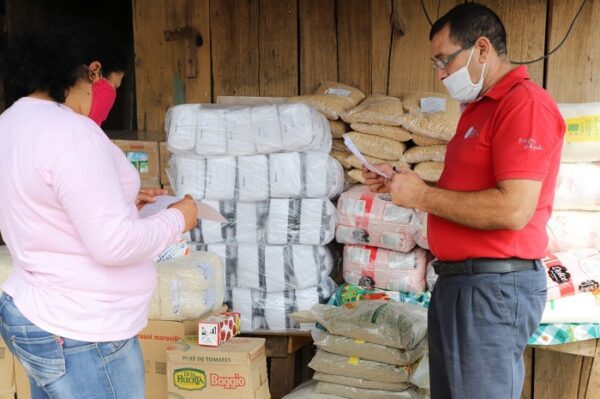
[0, 21, 197, 398]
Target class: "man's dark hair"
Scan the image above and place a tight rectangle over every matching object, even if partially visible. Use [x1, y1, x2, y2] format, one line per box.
[429, 3, 507, 56]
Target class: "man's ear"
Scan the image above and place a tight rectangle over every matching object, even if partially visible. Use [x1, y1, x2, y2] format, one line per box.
[87, 61, 102, 82]
[476, 37, 491, 64]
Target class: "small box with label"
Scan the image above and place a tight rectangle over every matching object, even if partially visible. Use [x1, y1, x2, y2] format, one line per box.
[198, 312, 241, 347]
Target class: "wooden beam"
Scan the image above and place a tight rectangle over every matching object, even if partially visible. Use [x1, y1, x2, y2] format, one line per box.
[337, 0, 372, 94]
[534, 349, 584, 399]
[533, 340, 598, 358]
[371, 0, 393, 94]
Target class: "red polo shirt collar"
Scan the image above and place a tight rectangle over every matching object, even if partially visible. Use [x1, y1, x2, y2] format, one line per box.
[481, 65, 530, 101]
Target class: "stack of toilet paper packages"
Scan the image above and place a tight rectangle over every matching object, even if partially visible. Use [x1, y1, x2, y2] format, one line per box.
[188, 198, 336, 246]
[290, 300, 430, 398]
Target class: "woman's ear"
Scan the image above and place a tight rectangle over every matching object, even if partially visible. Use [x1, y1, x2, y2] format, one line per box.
[87, 61, 102, 82]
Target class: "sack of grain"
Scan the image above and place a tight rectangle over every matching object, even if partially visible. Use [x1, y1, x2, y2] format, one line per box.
[330, 120, 350, 138]
[332, 138, 347, 152]
[403, 145, 447, 163]
[411, 134, 446, 146]
[316, 81, 366, 106]
[345, 154, 410, 171]
[347, 169, 365, 184]
[315, 382, 421, 399]
[313, 372, 410, 391]
[399, 92, 460, 141]
[558, 102, 600, 162]
[289, 81, 365, 121]
[345, 132, 406, 160]
[414, 162, 444, 183]
[341, 95, 405, 126]
[331, 150, 353, 169]
[351, 123, 412, 142]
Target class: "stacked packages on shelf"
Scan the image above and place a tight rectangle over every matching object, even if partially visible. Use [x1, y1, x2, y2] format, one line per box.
[166, 102, 344, 332]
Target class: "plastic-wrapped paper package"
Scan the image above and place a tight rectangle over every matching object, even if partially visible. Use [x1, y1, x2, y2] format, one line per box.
[343, 245, 428, 294]
[315, 332, 427, 366]
[290, 301, 428, 349]
[308, 350, 411, 383]
[196, 244, 334, 292]
[230, 279, 337, 332]
[557, 102, 600, 162]
[336, 185, 417, 252]
[344, 132, 406, 160]
[543, 248, 600, 301]
[173, 151, 344, 200]
[398, 92, 460, 142]
[411, 134, 446, 146]
[0, 246, 13, 289]
[345, 155, 410, 171]
[541, 292, 600, 324]
[554, 163, 600, 210]
[289, 82, 366, 121]
[414, 162, 444, 183]
[315, 381, 423, 399]
[148, 250, 225, 321]
[403, 145, 447, 163]
[410, 210, 429, 249]
[313, 372, 410, 391]
[341, 95, 405, 126]
[166, 102, 331, 155]
[350, 123, 413, 142]
[188, 198, 337, 245]
[547, 211, 600, 253]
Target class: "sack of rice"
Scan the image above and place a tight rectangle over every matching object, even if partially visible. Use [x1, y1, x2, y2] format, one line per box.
[399, 92, 460, 141]
[341, 95, 405, 126]
[331, 150, 353, 169]
[558, 102, 600, 162]
[315, 332, 427, 366]
[351, 123, 412, 142]
[347, 169, 365, 184]
[411, 134, 446, 146]
[313, 372, 410, 391]
[345, 132, 406, 160]
[316, 81, 366, 106]
[403, 145, 447, 163]
[345, 155, 410, 171]
[289, 82, 365, 121]
[332, 138, 347, 152]
[331, 120, 350, 138]
[414, 162, 444, 183]
[315, 382, 422, 399]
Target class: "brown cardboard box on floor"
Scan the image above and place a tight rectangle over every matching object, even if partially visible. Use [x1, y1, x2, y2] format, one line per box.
[113, 140, 160, 183]
[0, 336, 15, 399]
[159, 142, 171, 186]
[167, 336, 270, 399]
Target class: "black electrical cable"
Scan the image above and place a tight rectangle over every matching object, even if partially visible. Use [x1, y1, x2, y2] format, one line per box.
[419, 0, 590, 65]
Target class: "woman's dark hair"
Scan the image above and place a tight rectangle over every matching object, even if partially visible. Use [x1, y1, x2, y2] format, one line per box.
[5, 18, 128, 105]
[429, 3, 507, 56]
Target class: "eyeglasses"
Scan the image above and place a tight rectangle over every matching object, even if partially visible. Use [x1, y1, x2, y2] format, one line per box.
[432, 47, 466, 71]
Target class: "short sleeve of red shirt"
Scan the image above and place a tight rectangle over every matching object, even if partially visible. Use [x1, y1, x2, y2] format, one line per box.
[492, 96, 564, 183]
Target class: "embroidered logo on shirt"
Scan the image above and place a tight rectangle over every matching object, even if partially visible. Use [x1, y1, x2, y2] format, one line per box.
[464, 126, 479, 139]
[518, 137, 543, 151]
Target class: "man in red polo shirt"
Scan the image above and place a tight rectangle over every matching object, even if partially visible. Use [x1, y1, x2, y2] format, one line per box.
[364, 3, 565, 399]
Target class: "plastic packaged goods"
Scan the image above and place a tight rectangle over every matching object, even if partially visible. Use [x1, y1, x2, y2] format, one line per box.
[230, 279, 337, 332]
[399, 92, 460, 142]
[426, 260, 437, 292]
[343, 246, 428, 294]
[196, 244, 334, 292]
[547, 211, 600, 253]
[282, 380, 344, 399]
[542, 248, 600, 301]
[410, 210, 429, 249]
[309, 350, 411, 383]
[343, 132, 406, 160]
[350, 123, 413, 142]
[148, 250, 225, 321]
[413, 162, 444, 183]
[344, 154, 410, 171]
[290, 301, 428, 349]
[411, 134, 446, 146]
[313, 372, 411, 391]
[403, 145, 447, 163]
[166, 102, 331, 156]
[557, 102, 600, 162]
[541, 292, 600, 324]
[330, 120, 350, 139]
[341, 95, 405, 126]
[315, 382, 423, 399]
[315, 332, 427, 366]
[332, 138, 347, 152]
[315, 81, 367, 107]
[330, 150, 353, 169]
[554, 163, 600, 210]
[336, 185, 417, 252]
[188, 198, 336, 246]
[347, 169, 365, 184]
[172, 151, 345, 200]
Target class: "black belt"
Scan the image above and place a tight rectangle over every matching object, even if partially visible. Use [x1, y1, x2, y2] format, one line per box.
[433, 258, 536, 276]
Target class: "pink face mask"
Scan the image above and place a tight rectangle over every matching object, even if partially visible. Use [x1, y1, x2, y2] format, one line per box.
[88, 78, 117, 126]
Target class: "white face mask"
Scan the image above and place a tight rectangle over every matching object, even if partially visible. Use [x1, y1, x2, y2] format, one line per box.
[442, 47, 486, 104]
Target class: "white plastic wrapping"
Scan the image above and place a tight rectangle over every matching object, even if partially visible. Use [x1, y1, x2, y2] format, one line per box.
[543, 248, 600, 301]
[230, 279, 337, 332]
[547, 211, 600, 253]
[148, 250, 225, 321]
[196, 243, 334, 292]
[343, 245, 428, 294]
[557, 102, 600, 162]
[541, 292, 600, 324]
[173, 152, 345, 200]
[554, 163, 600, 210]
[166, 103, 332, 156]
[188, 198, 337, 245]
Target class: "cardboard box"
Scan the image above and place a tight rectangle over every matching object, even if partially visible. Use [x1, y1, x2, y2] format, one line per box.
[113, 140, 160, 182]
[0, 336, 15, 398]
[167, 336, 270, 399]
[159, 142, 171, 186]
[198, 312, 241, 347]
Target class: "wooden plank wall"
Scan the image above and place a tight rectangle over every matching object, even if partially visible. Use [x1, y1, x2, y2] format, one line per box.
[133, 0, 600, 133]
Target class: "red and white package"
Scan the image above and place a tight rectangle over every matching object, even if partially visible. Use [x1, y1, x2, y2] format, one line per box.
[336, 185, 417, 252]
[543, 248, 600, 301]
[198, 311, 241, 347]
[343, 245, 428, 294]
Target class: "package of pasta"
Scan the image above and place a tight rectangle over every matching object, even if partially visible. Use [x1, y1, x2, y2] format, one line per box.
[343, 245, 428, 294]
[414, 161, 444, 183]
[172, 151, 345, 201]
[289, 300, 428, 349]
[341, 95, 405, 126]
[403, 145, 447, 163]
[344, 154, 410, 171]
[350, 123, 412, 142]
[398, 92, 460, 141]
[330, 120, 350, 138]
[166, 102, 331, 156]
[331, 150, 353, 169]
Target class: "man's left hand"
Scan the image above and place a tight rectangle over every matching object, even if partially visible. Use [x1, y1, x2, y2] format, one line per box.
[136, 188, 168, 210]
[389, 168, 429, 209]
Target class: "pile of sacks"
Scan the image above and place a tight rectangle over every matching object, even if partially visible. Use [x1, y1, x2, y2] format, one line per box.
[335, 185, 430, 295]
[166, 102, 344, 331]
[288, 300, 429, 399]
